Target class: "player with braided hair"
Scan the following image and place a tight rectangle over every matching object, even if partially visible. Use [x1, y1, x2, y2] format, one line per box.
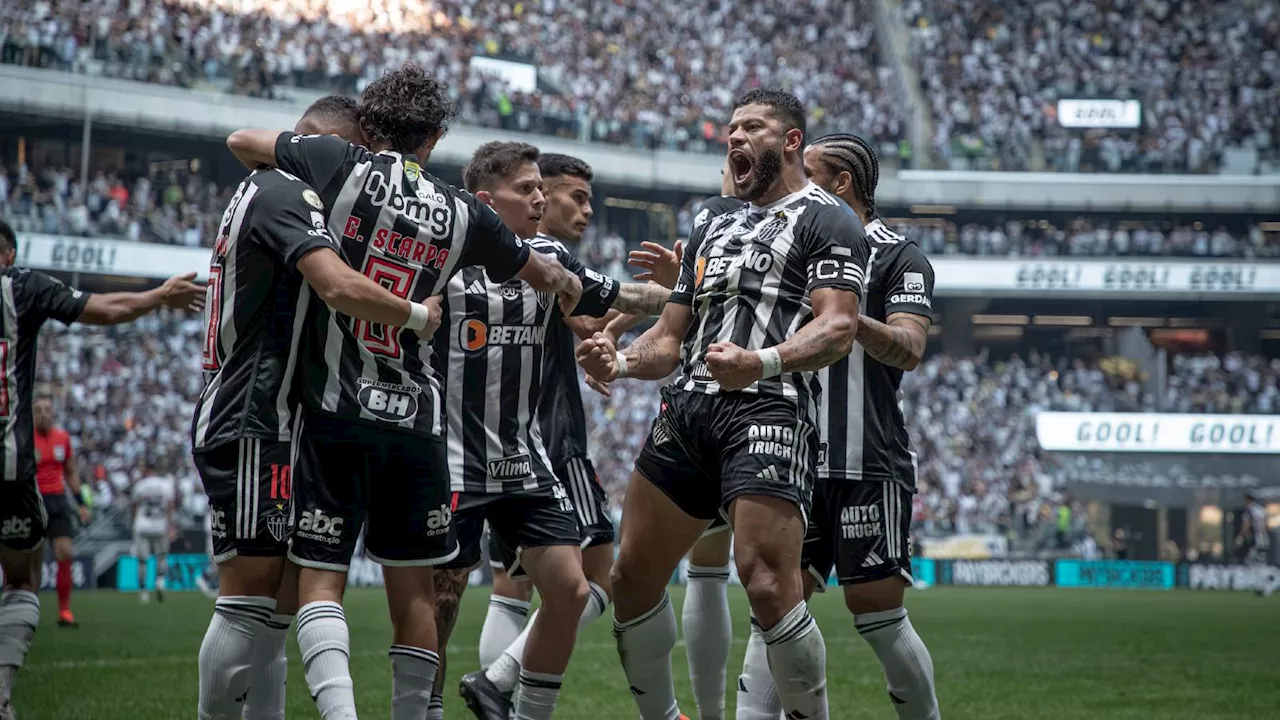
[735, 134, 942, 720]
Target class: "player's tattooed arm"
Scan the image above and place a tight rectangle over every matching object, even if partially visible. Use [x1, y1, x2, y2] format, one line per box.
[610, 282, 670, 316]
[856, 312, 930, 371]
[577, 302, 691, 381]
[775, 287, 859, 373]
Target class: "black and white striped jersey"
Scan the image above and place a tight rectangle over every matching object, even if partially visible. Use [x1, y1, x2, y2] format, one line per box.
[272, 132, 531, 437]
[191, 169, 333, 451]
[434, 235, 618, 493]
[818, 219, 935, 489]
[0, 268, 90, 481]
[668, 182, 869, 419]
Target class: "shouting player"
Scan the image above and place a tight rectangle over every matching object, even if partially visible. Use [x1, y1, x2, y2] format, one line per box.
[578, 89, 869, 720]
[195, 92, 454, 719]
[32, 394, 87, 628]
[130, 461, 176, 604]
[737, 134, 941, 720]
[226, 65, 582, 720]
[426, 143, 671, 720]
[0, 218, 204, 720]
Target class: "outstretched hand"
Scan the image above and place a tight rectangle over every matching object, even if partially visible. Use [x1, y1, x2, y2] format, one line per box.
[628, 240, 683, 290]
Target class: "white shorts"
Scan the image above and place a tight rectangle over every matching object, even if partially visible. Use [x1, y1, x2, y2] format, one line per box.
[133, 531, 169, 561]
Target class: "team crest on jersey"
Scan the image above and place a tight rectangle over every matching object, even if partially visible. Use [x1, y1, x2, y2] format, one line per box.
[266, 505, 288, 543]
[302, 189, 324, 210]
[404, 160, 421, 182]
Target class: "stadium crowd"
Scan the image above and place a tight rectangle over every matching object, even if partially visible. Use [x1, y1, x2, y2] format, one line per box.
[31, 308, 1280, 537]
[0, 0, 906, 153]
[905, 0, 1280, 172]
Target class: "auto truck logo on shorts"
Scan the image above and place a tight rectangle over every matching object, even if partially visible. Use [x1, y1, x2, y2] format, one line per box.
[840, 505, 883, 540]
[357, 378, 420, 423]
[488, 453, 534, 481]
[296, 509, 344, 544]
[747, 424, 794, 459]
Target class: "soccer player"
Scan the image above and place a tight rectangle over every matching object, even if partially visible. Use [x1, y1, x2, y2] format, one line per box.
[426, 143, 671, 720]
[31, 394, 87, 628]
[577, 89, 869, 720]
[1238, 494, 1273, 598]
[194, 94, 452, 720]
[130, 462, 176, 604]
[737, 134, 941, 720]
[0, 218, 204, 720]
[226, 66, 582, 720]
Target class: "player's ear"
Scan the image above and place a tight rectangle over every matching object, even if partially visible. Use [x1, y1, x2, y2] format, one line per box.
[425, 128, 445, 151]
[835, 170, 854, 199]
[475, 190, 494, 208]
[785, 127, 804, 154]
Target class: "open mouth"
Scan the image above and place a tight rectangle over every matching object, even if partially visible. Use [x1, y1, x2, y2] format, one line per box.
[728, 150, 754, 186]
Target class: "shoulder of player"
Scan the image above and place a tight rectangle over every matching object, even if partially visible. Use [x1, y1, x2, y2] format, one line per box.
[529, 234, 570, 255]
[245, 170, 323, 213]
[700, 195, 746, 218]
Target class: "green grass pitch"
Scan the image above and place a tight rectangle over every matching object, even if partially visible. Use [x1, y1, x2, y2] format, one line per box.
[16, 585, 1278, 719]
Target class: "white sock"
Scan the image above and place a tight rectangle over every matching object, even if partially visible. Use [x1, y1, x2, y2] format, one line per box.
[427, 693, 445, 720]
[296, 601, 357, 720]
[488, 581, 609, 693]
[857, 608, 940, 720]
[762, 602, 828, 720]
[389, 644, 440, 720]
[683, 564, 732, 720]
[735, 615, 782, 720]
[243, 613, 292, 720]
[0, 590, 40, 705]
[479, 596, 531, 669]
[514, 668, 563, 720]
[613, 592, 681, 720]
[198, 596, 275, 720]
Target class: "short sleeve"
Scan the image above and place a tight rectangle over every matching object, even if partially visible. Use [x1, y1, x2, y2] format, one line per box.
[249, 181, 339, 271]
[273, 132, 367, 198]
[801, 205, 870, 297]
[28, 270, 91, 326]
[883, 244, 936, 319]
[529, 238, 619, 318]
[457, 196, 531, 283]
[670, 222, 714, 307]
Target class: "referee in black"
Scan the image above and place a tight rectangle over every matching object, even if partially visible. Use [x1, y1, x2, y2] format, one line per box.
[738, 135, 941, 720]
[0, 219, 203, 718]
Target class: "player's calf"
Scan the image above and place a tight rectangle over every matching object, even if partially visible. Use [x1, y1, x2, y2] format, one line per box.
[847, 579, 940, 720]
[731, 495, 829, 720]
[510, 544, 589, 720]
[199, 555, 287, 720]
[243, 561, 299, 720]
[383, 566, 442, 720]
[479, 566, 532, 670]
[0, 546, 41, 709]
[430, 567, 471, 718]
[684, 527, 733, 720]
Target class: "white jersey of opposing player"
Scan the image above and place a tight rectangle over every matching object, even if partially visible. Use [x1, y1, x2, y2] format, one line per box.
[1247, 503, 1270, 548]
[132, 475, 175, 536]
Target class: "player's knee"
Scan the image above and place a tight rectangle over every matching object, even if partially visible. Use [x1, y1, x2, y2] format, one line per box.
[735, 547, 793, 623]
[844, 577, 906, 616]
[541, 574, 589, 621]
[0, 549, 36, 590]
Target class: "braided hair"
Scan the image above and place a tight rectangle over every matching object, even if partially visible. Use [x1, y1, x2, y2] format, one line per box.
[811, 133, 879, 219]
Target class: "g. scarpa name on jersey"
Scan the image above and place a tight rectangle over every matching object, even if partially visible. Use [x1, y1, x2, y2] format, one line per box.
[340, 168, 455, 269]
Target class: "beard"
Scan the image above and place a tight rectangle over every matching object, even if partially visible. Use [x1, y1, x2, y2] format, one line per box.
[741, 144, 783, 203]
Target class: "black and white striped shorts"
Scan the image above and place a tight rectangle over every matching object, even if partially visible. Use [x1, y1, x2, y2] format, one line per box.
[558, 456, 615, 547]
[194, 438, 294, 564]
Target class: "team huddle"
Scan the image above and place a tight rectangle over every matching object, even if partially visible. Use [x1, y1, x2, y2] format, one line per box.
[0, 62, 941, 720]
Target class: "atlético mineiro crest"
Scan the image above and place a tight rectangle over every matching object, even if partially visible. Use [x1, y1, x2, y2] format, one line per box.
[266, 505, 288, 543]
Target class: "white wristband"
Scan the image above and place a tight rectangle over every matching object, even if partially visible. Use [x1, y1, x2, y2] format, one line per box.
[405, 302, 430, 331]
[757, 348, 783, 379]
[615, 352, 630, 379]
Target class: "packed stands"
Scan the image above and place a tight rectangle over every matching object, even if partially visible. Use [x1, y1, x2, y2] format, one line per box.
[0, 0, 906, 153]
[904, 0, 1280, 172]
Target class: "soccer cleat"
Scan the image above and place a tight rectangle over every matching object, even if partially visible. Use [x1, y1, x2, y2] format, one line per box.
[459, 670, 513, 720]
[57, 610, 79, 628]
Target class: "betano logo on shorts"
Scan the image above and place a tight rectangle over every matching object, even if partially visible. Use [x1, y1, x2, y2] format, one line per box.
[488, 453, 534, 481]
[747, 424, 794, 459]
[297, 509, 344, 545]
[357, 378, 420, 422]
[840, 505, 884, 540]
[458, 319, 547, 352]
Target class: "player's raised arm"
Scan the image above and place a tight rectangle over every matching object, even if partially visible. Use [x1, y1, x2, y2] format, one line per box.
[459, 196, 583, 313]
[76, 273, 205, 325]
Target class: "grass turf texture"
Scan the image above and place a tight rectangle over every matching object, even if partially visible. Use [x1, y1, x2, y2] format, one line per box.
[16, 586, 1277, 719]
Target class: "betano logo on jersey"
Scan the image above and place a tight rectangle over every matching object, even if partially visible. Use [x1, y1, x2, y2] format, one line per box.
[356, 378, 420, 422]
[458, 319, 547, 352]
[696, 248, 775, 286]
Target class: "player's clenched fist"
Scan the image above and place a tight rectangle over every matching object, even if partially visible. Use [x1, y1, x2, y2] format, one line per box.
[414, 296, 444, 340]
[704, 341, 764, 391]
[576, 332, 619, 382]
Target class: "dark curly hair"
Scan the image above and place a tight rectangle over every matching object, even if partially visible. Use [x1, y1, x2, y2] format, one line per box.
[463, 142, 540, 192]
[356, 63, 457, 154]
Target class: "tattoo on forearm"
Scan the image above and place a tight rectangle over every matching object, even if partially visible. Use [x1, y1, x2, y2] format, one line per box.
[780, 316, 850, 373]
[613, 283, 669, 316]
[859, 315, 928, 369]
